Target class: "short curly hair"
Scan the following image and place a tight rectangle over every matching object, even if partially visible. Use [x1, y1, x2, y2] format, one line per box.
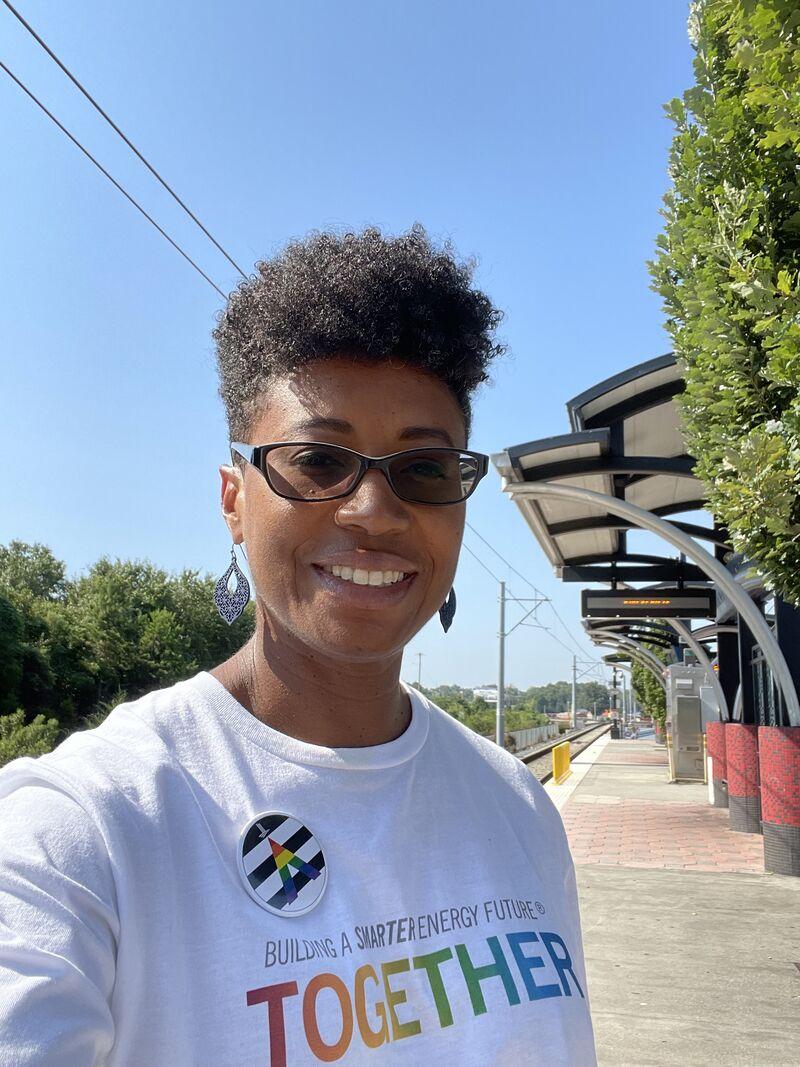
[213, 224, 505, 448]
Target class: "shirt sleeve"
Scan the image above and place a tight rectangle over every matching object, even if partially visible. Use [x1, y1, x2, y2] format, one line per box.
[0, 779, 119, 1067]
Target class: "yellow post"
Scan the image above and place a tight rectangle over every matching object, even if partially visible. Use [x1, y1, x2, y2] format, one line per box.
[702, 733, 708, 785]
[666, 730, 676, 783]
[552, 741, 572, 784]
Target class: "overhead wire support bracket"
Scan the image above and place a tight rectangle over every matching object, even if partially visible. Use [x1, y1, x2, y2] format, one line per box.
[502, 597, 548, 638]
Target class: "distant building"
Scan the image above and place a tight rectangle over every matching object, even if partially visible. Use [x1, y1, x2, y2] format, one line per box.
[472, 687, 498, 704]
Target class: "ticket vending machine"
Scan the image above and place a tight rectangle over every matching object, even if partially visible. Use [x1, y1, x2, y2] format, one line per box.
[665, 664, 709, 781]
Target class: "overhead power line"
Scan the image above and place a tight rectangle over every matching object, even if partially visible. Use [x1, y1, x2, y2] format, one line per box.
[0, 60, 227, 299]
[537, 626, 579, 657]
[461, 536, 610, 687]
[465, 521, 545, 597]
[465, 520, 589, 657]
[461, 541, 504, 586]
[544, 599, 589, 658]
[1, 0, 247, 279]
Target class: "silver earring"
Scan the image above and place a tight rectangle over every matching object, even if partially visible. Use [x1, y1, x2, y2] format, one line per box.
[439, 587, 456, 633]
[214, 544, 250, 624]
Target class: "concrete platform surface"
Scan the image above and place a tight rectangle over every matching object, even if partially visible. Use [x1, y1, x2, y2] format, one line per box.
[577, 864, 800, 1067]
[542, 735, 800, 1065]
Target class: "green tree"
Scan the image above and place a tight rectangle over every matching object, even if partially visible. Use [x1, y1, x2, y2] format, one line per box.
[505, 707, 549, 730]
[0, 540, 67, 606]
[631, 646, 668, 734]
[0, 710, 60, 767]
[578, 681, 610, 712]
[0, 541, 255, 737]
[0, 594, 24, 716]
[650, 0, 800, 604]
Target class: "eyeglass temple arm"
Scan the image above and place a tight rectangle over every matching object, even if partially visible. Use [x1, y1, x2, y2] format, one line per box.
[229, 442, 254, 463]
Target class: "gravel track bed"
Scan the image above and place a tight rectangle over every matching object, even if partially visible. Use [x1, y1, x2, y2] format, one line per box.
[523, 725, 611, 784]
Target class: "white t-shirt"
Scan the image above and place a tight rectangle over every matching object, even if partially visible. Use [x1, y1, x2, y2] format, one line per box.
[0, 671, 596, 1066]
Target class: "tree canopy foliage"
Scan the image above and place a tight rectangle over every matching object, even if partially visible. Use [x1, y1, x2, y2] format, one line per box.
[650, 0, 800, 604]
[417, 681, 611, 738]
[0, 540, 254, 762]
[630, 647, 669, 733]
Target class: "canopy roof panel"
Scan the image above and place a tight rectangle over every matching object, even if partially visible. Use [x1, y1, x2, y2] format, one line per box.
[493, 353, 714, 581]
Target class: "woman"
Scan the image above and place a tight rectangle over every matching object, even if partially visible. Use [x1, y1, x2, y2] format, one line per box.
[0, 227, 596, 1065]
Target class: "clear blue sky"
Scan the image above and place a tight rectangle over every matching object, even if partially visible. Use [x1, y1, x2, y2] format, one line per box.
[0, 0, 695, 690]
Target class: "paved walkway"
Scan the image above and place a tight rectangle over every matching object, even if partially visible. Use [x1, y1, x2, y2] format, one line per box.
[543, 733, 800, 1066]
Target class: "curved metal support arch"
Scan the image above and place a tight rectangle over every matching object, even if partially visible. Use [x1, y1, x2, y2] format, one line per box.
[587, 619, 679, 641]
[597, 635, 669, 695]
[588, 624, 676, 651]
[667, 617, 729, 721]
[608, 638, 668, 683]
[504, 480, 800, 726]
[591, 633, 667, 690]
[733, 684, 743, 722]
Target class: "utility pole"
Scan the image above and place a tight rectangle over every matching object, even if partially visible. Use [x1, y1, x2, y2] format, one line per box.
[571, 654, 578, 730]
[496, 581, 506, 748]
[415, 652, 423, 687]
[621, 672, 628, 729]
[493, 580, 548, 749]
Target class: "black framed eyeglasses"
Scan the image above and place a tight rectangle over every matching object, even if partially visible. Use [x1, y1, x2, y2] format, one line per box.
[230, 441, 489, 505]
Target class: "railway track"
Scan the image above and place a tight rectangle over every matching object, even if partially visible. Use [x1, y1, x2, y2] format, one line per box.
[519, 722, 612, 784]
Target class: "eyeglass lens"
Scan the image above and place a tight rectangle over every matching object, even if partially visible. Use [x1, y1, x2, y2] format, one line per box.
[263, 445, 479, 503]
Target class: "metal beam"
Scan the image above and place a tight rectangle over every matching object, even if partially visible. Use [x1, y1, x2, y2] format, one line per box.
[586, 619, 680, 642]
[589, 631, 669, 677]
[547, 515, 729, 547]
[561, 563, 707, 583]
[590, 634, 667, 691]
[503, 479, 800, 726]
[584, 619, 678, 646]
[591, 629, 675, 651]
[582, 380, 685, 430]
[568, 552, 701, 568]
[520, 455, 695, 483]
[567, 352, 678, 430]
[668, 617, 729, 721]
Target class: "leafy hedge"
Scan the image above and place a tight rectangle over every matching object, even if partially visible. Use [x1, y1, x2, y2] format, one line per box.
[0, 710, 60, 766]
[649, 0, 800, 604]
[0, 539, 255, 750]
[630, 646, 669, 734]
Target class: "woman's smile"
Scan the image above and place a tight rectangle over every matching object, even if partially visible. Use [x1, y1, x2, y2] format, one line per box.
[310, 562, 418, 608]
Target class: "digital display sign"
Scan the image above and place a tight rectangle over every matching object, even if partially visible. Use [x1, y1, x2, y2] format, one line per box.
[581, 588, 716, 620]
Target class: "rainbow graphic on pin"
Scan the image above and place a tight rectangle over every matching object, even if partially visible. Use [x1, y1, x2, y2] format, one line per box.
[269, 837, 322, 903]
[238, 811, 328, 916]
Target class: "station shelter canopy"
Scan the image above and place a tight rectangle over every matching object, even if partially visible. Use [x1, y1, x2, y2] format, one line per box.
[492, 353, 721, 586]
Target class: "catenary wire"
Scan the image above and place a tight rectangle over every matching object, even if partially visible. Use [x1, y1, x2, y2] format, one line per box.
[460, 541, 504, 586]
[1, 0, 247, 279]
[461, 540, 553, 638]
[465, 520, 591, 658]
[462, 539, 609, 686]
[465, 521, 548, 597]
[545, 599, 592, 657]
[0, 60, 227, 299]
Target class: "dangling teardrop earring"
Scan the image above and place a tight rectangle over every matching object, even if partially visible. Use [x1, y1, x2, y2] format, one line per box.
[214, 544, 251, 624]
[439, 587, 456, 633]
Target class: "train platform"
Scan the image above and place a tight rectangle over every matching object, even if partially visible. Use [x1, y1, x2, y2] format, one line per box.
[543, 732, 800, 1066]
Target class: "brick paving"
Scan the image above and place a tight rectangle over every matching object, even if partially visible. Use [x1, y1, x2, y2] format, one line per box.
[559, 739, 765, 874]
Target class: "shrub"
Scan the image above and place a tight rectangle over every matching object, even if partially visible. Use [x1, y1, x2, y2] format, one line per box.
[649, 0, 800, 604]
[0, 710, 60, 767]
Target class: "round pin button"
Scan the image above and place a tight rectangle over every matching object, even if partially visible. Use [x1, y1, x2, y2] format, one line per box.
[238, 812, 328, 917]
